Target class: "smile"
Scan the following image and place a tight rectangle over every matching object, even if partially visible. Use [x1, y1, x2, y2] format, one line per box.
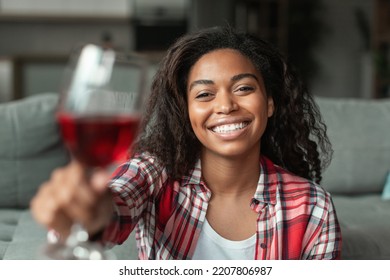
[210, 122, 250, 134]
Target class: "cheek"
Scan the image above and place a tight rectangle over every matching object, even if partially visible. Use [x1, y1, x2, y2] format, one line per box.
[243, 98, 268, 118]
[188, 103, 208, 130]
[246, 99, 271, 130]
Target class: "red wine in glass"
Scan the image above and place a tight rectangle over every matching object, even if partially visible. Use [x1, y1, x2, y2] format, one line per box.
[57, 113, 140, 168]
[43, 44, 150, 260]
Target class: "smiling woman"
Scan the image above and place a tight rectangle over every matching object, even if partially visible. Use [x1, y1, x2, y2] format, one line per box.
[187, 49, 273, 161]
[31, 26, 342, 260]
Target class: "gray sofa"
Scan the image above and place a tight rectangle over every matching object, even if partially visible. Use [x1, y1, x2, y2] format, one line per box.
[1, 93, 390, 260]
[317, 98, 390, 259]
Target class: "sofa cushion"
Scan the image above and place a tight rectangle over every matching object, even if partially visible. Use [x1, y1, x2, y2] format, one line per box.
[0, 93, 70, 208]
[0, 209, 46, 259]
[332, 194, 390, 259]
[316, 97, 390, 195]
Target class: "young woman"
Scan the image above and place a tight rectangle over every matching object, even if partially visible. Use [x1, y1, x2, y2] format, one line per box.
[31, 26, 342, 260]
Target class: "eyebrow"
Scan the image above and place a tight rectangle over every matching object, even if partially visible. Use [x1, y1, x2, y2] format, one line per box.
[231, 73, 259, 82]
[188, 73, 259, 91]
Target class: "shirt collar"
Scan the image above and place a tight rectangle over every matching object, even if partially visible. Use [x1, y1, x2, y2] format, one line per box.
[182, 156, 280, 205]
[253, 156, 279, 205]
[182, 159, 211, 201]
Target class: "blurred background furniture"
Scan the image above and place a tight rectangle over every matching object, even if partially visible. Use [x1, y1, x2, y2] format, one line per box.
[318, 96, 390, 260]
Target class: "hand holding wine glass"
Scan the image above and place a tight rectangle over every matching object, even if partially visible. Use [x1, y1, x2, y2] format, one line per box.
[31, 44, 150, 259]
[31, 159, 114, 257]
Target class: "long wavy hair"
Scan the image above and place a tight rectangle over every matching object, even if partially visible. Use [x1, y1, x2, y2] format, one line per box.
[133, 26, 332, 184]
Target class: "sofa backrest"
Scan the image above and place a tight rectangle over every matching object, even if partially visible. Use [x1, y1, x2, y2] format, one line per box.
[316, 97, 390, 195]
[0, 93, 70, 208]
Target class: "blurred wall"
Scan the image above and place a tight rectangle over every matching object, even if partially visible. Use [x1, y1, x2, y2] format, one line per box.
[188, 0, 374, 99]
[0, 0, 377, 100]
[311, 0, 374, 98]
[0, 22, 133, 55]
[188, 0, 234, 31]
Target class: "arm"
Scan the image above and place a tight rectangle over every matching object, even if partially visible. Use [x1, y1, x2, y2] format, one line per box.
[98, 154, 167, 246]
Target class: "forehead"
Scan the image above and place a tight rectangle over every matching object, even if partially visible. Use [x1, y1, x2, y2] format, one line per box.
[188, 48, 258, 80]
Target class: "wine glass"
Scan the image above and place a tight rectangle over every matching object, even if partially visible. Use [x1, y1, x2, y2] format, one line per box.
[44, 44, 150, 259]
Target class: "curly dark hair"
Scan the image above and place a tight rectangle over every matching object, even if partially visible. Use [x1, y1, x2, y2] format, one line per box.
[133, 26, 332, 184]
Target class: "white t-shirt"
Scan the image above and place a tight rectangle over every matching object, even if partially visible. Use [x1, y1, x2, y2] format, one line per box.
[192, 219, 256, 260]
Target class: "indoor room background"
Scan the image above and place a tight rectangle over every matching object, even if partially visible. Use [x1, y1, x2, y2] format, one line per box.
[0, 0, 387, 102]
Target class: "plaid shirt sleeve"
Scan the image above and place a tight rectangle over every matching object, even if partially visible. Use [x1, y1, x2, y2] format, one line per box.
[99, 154, 167, 246]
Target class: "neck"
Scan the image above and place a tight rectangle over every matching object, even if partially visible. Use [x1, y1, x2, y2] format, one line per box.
[200, 150, 261, 197]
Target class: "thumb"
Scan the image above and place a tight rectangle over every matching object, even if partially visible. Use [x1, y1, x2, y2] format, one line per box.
[90, 170, 111, 194]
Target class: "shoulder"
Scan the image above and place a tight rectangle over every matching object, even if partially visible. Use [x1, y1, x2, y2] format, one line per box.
[261, 156, 331, 207]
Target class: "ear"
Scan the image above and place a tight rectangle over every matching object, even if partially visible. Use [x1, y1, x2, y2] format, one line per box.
[267, 96, 274, 117]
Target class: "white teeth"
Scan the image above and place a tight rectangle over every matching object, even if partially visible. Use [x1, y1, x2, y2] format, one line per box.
[211, 122, 248, 133]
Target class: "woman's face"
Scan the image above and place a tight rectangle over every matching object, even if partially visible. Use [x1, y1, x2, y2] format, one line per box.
[187, 48, 274, 159]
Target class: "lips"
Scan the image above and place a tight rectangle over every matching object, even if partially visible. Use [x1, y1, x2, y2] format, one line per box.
[210, 121, 250, 134]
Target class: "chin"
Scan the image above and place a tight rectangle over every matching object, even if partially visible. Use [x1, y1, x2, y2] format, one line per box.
[208, 144, 260, 159]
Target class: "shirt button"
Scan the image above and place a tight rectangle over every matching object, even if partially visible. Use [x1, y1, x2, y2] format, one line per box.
[260, 243, 267, 249]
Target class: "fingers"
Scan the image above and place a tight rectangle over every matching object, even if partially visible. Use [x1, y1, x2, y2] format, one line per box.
[30, 160, 113, 239]
[30, 180, 73, 238]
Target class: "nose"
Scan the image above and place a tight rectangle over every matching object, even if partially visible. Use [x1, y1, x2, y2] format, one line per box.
[214, 91, 238, 114]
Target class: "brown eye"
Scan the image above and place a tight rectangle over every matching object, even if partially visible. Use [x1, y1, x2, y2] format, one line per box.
[235, 86, 255, 95]
[237, 86, 254, 92]
[195, 92, 213, 100]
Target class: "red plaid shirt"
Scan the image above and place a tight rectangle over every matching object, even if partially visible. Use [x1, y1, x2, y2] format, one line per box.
[103, 153, 342, 259]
